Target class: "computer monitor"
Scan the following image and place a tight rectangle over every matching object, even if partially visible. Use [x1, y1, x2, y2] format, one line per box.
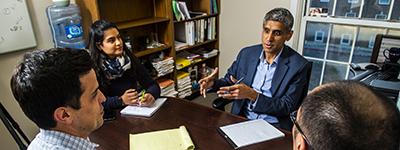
[371, 34, 400, 64]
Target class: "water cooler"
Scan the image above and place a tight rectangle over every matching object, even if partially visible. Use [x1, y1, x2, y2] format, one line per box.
[46, 0, 85, 49]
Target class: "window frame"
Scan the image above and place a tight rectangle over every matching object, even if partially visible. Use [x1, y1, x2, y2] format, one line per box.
[298, 0, 400, 87]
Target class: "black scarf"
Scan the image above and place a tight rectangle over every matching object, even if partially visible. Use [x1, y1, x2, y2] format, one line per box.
[101, 52, 131, 80]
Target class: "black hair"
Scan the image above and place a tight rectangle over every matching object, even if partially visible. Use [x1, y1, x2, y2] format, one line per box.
[10, 48, 94, 129]
[299, 80, 400, 150]
[86, 19, 139, 90]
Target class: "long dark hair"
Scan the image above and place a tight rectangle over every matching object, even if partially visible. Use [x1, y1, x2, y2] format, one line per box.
[86, 20, 138, 90]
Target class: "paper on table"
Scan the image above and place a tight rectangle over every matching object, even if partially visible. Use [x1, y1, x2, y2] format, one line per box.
[218, 119, 285, 149]
[129, 126, 195, 150]
[120, 98, 167, 117]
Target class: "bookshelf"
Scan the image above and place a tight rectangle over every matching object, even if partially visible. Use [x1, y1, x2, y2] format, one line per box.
[76, 0, 220, 99]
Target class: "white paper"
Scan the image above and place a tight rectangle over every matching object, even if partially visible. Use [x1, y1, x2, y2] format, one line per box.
[219, 119, 285, 149]
[120, 98, 167, 117]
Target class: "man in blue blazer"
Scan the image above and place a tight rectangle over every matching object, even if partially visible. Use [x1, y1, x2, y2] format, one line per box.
[200, 8, 311, 130]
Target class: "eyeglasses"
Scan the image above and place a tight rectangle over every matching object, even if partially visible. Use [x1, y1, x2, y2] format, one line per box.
[290, 110, 312, 147]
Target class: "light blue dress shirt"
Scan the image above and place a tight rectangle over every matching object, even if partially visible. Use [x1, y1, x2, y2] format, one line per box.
[28, 129, 99, 150]
[243, 49, 283, 124]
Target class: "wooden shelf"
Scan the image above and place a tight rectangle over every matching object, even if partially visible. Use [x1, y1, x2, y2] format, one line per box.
[177, 54, 219, 71]
[174, 14, 219, 23]
[176, 39, 217, 52]
[134, 45, 171, 57]
[116, 17, 170, 30]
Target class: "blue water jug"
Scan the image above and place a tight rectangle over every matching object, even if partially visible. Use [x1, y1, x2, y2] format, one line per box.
[46, 2, 85, 49]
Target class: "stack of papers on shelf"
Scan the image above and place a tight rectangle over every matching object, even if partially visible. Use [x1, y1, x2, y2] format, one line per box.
[152, 56, 174, 77]
[195, 49, 218, 58]
[130, 126, 195, 150]
[175, 41, 189, 50]
[120, 98, 167, 117]
[177, 71, 192, 98]
[189, 11, 207, 18]
[177, 51, 202, 63]
[157, 78, 178, 97]
[218, 119, 285, 149]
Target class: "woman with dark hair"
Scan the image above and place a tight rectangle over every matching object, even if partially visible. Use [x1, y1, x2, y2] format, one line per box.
[87, 20, 160, 113]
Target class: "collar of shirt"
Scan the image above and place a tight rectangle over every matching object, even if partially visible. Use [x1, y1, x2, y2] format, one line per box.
[32, 129, 99, 150]
[259, 47, 283, 65]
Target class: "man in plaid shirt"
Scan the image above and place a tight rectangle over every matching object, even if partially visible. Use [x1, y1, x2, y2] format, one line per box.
[11, 48, 106, 150]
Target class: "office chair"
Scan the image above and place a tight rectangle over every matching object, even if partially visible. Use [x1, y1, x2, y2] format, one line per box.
[0, 102, 30, 150]
[212, 61, 313, 112]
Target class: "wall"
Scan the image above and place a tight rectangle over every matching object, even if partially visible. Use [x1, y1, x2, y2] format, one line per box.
[219, 0, 298, 76]
[0, 0, 53, 149]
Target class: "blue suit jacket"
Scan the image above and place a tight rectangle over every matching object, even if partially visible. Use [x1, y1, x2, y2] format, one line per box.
[213, 44, 311, 130]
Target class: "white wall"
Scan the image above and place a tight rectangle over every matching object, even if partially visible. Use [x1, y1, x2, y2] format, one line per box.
[219, 0, 297, 76]
[0, 0, 53, 149]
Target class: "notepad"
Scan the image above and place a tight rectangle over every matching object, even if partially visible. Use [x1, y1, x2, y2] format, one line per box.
[120, 98, 167, 117]
[218, 119, 285, 149]
[129, 126, 195, 150]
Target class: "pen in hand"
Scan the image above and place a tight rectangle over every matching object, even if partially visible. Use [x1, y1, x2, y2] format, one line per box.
[233, 77, 244, 85]
[139, 89, 146, 106]
[223, 76, 244, 94]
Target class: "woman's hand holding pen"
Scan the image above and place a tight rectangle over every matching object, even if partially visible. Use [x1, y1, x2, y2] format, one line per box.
[121, 89, 155, 107]
[217, 76, 258, 100]
[121, 89, 139, 105]
[199, 67, 219, 98]
[138, 93, 155, 107]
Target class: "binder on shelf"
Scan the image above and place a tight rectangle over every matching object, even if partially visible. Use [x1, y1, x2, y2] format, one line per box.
[212, 0, 218, 14]
[218, 119, 285, 149]
[172, 0, 182, 21]
[130, 126, 195, 150]
[175, 0, 186, 20]
[120, 98, 167, 117]
[178, 1, 191, 20]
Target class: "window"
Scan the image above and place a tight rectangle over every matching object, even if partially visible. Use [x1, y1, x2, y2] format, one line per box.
[299, 0, 400, 90]
[314, 30, 325, 42]
[378, 0, 390, 5]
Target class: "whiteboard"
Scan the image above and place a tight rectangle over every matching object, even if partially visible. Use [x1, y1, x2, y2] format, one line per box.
[0, 0, 36, 54]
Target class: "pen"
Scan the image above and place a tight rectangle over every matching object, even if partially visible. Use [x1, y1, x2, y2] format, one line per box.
[140, 90, 146, 102]
[223, 77, 245, 94]
[234, 77, 244, 85]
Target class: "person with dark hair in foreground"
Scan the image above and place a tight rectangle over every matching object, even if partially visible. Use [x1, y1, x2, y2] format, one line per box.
[10, 48, 106, 150]
[292, 80, 400, 150]
[199, 8, 311, 130]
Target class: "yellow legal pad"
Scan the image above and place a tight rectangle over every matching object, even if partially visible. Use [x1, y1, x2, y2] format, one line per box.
[129, 126, 195, 150]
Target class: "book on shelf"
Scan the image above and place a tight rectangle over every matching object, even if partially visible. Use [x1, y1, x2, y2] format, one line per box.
[175, 18, 215, 46]
[189, 11, 207, 18]
[175, 40, 189, 50]
[176, 57, 191, 70]
[177, 51, 202, 62]
[157, 78, 178, 97]
[218, 119, 285, 149]
[130, 126, 195, 150]
[172, 0, 182, 21]
[120, 98, 167, 117]
[175, 0, 186, 20]
[194, 48, 218, 58]
[178, 1, 191, 20]
[211, 0, 218, 14]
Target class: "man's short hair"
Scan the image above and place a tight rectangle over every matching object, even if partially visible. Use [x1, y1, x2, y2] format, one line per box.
[299, 80, 400, 150]
[264, 7, 294, 31]
[10, 48, 94, 129]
